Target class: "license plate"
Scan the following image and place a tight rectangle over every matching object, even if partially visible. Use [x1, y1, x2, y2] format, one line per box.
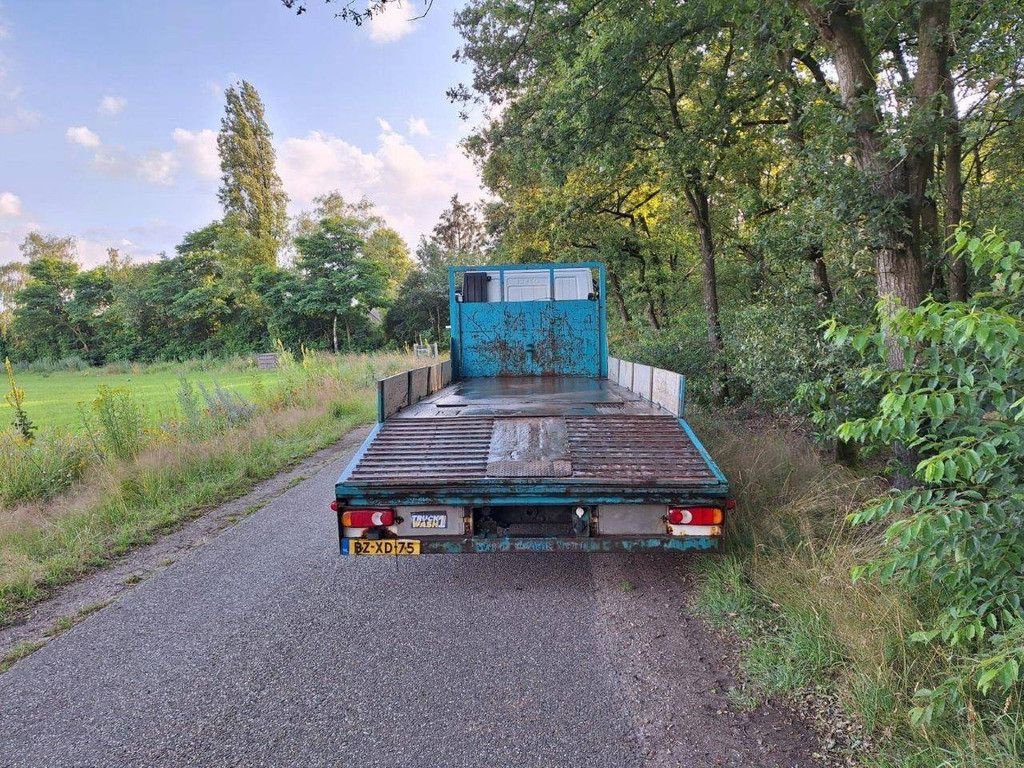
[411, 513, 448, 529]
[350, 539, 421, 556]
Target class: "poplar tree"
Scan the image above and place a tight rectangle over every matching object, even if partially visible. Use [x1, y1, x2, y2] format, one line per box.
[217, 81, 289, 267]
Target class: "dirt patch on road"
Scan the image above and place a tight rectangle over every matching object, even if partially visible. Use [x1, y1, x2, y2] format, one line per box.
[0, 427, 370, 666]
[591, 553, 830, 768]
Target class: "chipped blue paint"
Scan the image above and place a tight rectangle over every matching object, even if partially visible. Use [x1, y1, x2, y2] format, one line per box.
[449, 263, 608, 379]
[436, 536, 719, 554]
[337, 536, 719, 555]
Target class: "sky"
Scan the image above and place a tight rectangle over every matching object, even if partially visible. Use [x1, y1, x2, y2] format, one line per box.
[0, 0, 484, 267]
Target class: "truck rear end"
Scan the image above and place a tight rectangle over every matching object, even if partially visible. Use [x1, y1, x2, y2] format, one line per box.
[333, 263, 730, 556]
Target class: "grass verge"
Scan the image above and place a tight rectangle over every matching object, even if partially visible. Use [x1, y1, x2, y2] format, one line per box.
[0, 351, 418, 626]
[690, 411, 1023, 768]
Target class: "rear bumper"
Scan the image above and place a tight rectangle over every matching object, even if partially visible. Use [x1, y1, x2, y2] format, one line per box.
[340, 535, 720, 555]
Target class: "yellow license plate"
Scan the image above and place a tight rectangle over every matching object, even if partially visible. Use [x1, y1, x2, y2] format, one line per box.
[350, 539, 421, 556]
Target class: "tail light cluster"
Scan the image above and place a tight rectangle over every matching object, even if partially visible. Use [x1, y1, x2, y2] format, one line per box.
[332, 502, 397, 537]
[341, 509, 395, 527]
[667, 507, 723, 525]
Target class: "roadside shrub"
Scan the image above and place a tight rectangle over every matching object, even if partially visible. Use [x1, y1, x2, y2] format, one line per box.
[175, 376, 205, 438]
[0, 431, 88, 506]
[819, 229, 1024, 727]
[197, 382, 257, 430]
[91, 386, 145, 461]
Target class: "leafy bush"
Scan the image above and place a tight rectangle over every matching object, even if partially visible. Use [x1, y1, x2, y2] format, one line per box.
[90, 385, 145, 461]
[819, 229, 1024, 726]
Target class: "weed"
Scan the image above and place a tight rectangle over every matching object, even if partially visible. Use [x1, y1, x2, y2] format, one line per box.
[0, 640, 45, 672]
[0, 431, 89, 505]
[4, 357, 35, 441]
[620, 580, 636, 593]
[725, 685, 760, 712]
[92, 386, 144, 460]
[45, 616, 74, 636]
[175, 376, 205, 438]
[197, 382, 257, 430]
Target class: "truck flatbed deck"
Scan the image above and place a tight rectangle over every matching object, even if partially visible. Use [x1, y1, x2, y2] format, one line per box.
[337, 376, 725, 505]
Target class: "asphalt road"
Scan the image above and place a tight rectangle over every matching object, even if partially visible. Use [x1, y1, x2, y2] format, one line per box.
[0, 439, 822, 768]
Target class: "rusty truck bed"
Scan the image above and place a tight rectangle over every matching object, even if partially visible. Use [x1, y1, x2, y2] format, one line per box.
[335, 377, 727, 505]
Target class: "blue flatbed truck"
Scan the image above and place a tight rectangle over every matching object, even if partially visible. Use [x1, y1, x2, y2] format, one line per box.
[333, 263, 731, 555]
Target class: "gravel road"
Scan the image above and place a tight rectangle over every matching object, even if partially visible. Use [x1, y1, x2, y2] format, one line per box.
[0, 435, 824, 768]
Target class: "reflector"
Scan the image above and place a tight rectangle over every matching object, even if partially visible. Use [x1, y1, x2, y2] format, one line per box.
[329, 500, 339, 512]
[341, 509, 395, 527]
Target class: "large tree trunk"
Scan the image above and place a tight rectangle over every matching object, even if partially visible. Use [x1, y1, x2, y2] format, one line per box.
[944, 71, 967, 300]
[910, 1, 950, 298]
[799, 0, 926, 367]
[684, 180, 728, 404]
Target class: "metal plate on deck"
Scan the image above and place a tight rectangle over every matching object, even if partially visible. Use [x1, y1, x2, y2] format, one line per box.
[486, 417, 572, 477]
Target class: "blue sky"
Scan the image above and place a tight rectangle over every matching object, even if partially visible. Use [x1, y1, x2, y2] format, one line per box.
[0, 0, 482, 266]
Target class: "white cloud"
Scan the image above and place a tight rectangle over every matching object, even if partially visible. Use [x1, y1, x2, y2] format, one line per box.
[376, 117, 394, 134]
[98, 95, 126, 116]
[407, 117, 430, 137]
[368, 1, 417, 43]
[278, 121, 483, 246]
[66, 125, 101, 148]
[0, 192, 21, 217]
[0, 19, 10, 40]
[136, 150, 178, 186]
[0, 104, 39, 134]
[172, 127, 219, 178]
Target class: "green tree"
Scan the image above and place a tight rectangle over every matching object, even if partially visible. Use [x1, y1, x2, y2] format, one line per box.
[293, 216, 390, 352]
[217, 80, 289, 267]
[11, 234, 84, 360]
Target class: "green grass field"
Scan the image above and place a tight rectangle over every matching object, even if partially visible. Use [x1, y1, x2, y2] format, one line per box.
[3, 365, 286, 432]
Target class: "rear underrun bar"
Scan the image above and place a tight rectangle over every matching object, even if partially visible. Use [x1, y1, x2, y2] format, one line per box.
[340, 536, 720, 555]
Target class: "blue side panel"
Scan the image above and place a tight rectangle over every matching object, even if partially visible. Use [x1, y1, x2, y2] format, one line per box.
[458, 299, 601, 377]
[450, 262, 607, 379]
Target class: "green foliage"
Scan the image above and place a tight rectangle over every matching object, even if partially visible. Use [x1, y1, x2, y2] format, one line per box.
[0, 431, 88, 506]
[818, 230, 1024, 725]
[217, 81, 289, 266]
[5, 357, 35, 441]
[90, 386, 145, 461]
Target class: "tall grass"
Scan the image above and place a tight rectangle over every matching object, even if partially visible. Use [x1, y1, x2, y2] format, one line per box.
[0, 350, 420, 625]
[691, 411, 1022, 767]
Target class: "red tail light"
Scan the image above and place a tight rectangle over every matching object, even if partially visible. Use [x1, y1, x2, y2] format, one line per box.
[341, 509, 395, 527]
[668, 507, 723, 525]
[330, 500, 339, 512]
